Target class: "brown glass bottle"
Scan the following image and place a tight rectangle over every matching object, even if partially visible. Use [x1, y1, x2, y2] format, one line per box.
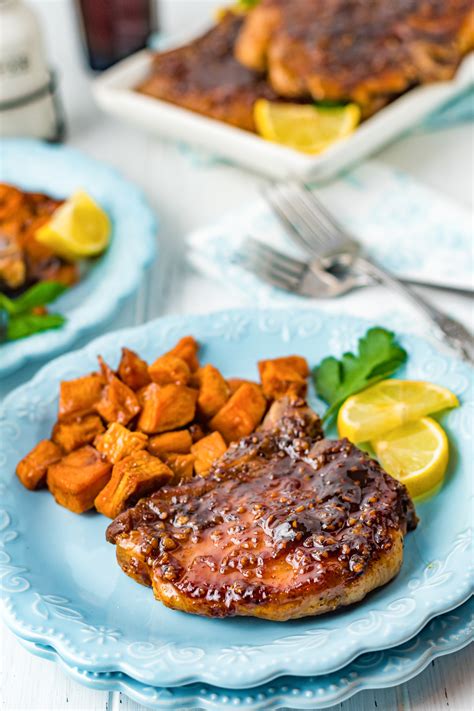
[76, 0, 157, 71]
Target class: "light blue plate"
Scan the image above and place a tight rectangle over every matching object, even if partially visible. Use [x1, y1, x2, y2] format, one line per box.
[0, 309, 472, 688]
[0, 139, 157, 377]
[17, 598, 474, 710]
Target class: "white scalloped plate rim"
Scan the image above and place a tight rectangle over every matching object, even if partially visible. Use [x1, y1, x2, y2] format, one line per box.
[16, 599, 474, 710]
[0, 308, 472, 689]
[0, 139, 157, 376]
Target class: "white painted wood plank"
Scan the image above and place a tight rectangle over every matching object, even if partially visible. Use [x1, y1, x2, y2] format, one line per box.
[0, 622, 108, 711]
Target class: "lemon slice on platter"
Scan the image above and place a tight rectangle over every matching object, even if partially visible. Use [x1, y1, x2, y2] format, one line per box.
[35, 190, 111, 262]
[372, 417, 449, 499]
[337, 379, 459, 443]
[253, 101, 360, 154]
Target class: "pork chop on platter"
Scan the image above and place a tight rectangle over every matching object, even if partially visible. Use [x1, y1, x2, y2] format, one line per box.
[136, 11, 280, 131]
[235, 0, 474, 116]
[107, 398, 417, 620]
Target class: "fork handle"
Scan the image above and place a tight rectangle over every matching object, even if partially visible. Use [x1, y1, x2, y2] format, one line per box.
[354, 256, 474, 364]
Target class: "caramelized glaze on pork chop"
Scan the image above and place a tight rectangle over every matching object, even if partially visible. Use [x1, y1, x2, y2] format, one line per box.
[107, 399, 416, 620]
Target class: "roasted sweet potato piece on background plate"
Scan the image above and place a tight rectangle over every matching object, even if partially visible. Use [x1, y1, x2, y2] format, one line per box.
[52, 414, 104, 453]
[163, 453, 195, 483]
[148, 354, 190, 386]
[95, 373, 140, 425]
[95, 450, 173, 519]
[148, 430, 192, 456]
[210, 383, 267, 443]
[258, 355, 309, 399]
[118, 348, 151, 390]
[95, 423, 148, 464]
[191, 431, 227, 476]
[137, 384, 197, 434]
[16, 439, 62, 490]
[196, 364, 230, 419]
[47, 446, 112, 514]
[167, 336, 199, 372]
[58, 373, 103, 420]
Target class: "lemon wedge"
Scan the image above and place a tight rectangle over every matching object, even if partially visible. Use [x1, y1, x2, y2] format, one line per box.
[372, 417, 449, 499]
[338, 379, 459, 443]
[35, 190, 111, 262]
[253, 101, 360, 154]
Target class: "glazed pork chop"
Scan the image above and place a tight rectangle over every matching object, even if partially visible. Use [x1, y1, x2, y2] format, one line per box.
[107, 398, 416, 620]
[137, 11, 280, 131]
[235, 0, 474, 115]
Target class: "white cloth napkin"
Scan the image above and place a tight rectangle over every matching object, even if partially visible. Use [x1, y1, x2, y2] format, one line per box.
[187, 161, 473, 305]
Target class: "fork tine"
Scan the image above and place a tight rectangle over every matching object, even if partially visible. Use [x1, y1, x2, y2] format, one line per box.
[285, 183, 339, 247]
[239, 242, 307, 289]
[268, 181, 358, 260]
[264, 185, 312, 248]
[271, 184, 333, 254]
[265, 185, 328, 256]
[296, 182, 359, 251]
[237, 248, 302, 292]
[242, 249, 301, 285]
[301, 183, 352, 239]
[244, 237, 306, 277]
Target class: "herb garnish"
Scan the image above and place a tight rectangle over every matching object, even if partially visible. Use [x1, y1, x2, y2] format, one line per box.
[313, 327, 407, 422]
[0, 281, 68, 342]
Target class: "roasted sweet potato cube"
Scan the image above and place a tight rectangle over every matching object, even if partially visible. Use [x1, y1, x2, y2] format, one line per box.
[191, 432, 227, 476]
[47, 446, 112, 514]
[118, 348, 151, 390]
[58, 373, 103, 419]
[269, 355, 309, 377]
[167, 336, 199, 372]
[97, 355, 114, 380]
[137, 384, 197, 434]
[136, 383, 159, 429]
[164, 453, 195, 483]
[148, 354, 190, 386]
[94, 451, 173, 519]
[210, 383, 267, 443]
[197, 364, 230, 419]
[227, 378, 259, 395]
[94, 423, 148, 464]
[95, 374, 140, 425]
[16, 439, 62, 490]
[258, 356, 309, 399]
[52, 414, 105, 453]
[148, 430, 192, 456]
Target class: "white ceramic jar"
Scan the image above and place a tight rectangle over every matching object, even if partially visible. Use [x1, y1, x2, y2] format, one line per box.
[0, 0, 62, 139]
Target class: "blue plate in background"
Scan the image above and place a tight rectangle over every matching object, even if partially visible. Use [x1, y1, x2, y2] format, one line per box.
[0, 139, 157, 377]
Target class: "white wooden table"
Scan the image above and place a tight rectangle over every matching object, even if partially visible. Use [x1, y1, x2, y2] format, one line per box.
[1, 1, 473, 709]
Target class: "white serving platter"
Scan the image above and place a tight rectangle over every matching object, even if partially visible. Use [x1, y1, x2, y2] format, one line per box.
[92, 38, 473, 181]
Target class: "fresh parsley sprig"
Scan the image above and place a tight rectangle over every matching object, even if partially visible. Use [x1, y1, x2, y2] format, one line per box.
[0, 281, 68, 342]
[313, 327, 407, 423]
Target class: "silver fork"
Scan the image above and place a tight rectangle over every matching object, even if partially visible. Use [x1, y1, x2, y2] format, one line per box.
[236, 238, 366, 298]
[236, 238, 474, 299]
[263, 181, 474, 364]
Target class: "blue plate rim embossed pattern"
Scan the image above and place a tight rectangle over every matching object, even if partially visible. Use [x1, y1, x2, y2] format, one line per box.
[15, 598, 474, 709]
[0, 309, 472, 688]
[0, 139, 157, 376]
